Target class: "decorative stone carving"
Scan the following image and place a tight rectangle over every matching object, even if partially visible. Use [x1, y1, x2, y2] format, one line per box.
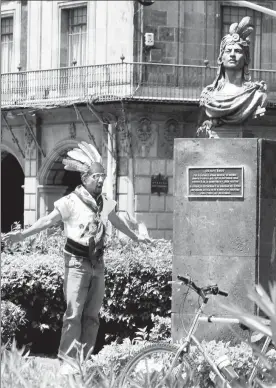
[25, 125, 34, 158]
[69, 123, 76, 139]
[197, 16, 267, 138]
[102, 112, 117, 124]
[134, 117, 156, 157]
[101, 124, 109, 158]
[116, 115, 131, 156]
[159, 118, 181, 158]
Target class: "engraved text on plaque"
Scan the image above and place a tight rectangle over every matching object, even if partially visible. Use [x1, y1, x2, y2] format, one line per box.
[188, 167, 244, 198]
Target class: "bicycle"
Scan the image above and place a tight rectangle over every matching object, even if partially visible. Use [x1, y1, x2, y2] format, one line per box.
[118, 274, 272, 388]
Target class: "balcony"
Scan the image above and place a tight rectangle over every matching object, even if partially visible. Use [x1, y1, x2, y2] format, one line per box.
[1, 62, 276, 108]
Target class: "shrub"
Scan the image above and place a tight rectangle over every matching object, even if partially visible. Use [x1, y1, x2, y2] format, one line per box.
[1, 338, 276, 388]
[102, 237, 172, 337]
[88, 338, 147, 376]
[148, 315, 171, 342]
[1, 224, 66, 257]
[1, 234, 172, 353]
[1, 301, 27, 347]
[90, 339, 276, 387]
[1, 341, 118, 388]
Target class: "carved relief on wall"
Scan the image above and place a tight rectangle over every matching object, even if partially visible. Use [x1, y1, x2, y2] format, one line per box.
[133, 117, 156, 157]
[158, 118, 182, 158]
[102, 124, 108, 158]
[25, 125, 35, 158]
[116, 115, 131, 156]
[69, 123, 76, 139]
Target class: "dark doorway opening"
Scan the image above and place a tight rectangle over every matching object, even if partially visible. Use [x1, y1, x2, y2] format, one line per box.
[1, 153, 24, 232]
[62, 170, 82, 196]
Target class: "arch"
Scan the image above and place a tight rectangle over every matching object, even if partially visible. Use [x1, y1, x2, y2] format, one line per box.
[0, 141, 24, 171]
[1, 152, 24, 232]
[37, 138, 85, 186]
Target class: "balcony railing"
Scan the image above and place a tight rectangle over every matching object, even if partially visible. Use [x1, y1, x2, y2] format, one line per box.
[1, 62, 276, 108]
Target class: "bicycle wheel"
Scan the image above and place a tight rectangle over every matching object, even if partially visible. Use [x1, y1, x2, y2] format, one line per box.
[118, 343, 197, 388]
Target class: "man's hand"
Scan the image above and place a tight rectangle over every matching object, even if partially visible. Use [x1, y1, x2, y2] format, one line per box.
[2, 231, 23, 246]
[136, 234, 152, 244]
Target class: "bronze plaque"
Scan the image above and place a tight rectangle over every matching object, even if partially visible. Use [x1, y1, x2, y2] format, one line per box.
[188, 167, 244, 198]
[151, 174, 168, 195]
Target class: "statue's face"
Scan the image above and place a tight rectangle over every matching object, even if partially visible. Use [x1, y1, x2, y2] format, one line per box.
[222, 43, 245, 70]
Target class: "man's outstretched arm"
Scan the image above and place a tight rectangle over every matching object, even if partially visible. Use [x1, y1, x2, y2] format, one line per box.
[2, 209, 62, 245]
[108, 210, 151, 243]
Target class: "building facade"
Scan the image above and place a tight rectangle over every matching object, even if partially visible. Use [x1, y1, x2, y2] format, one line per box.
[1, 0, 276, 236]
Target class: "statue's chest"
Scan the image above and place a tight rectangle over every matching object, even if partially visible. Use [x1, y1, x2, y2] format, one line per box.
[214, 85, 244, 100]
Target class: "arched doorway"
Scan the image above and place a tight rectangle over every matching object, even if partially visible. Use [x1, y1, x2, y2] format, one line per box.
[1, 152, 24, 232]
[44, 149, 82, 194]
[37, 148, 82, 217]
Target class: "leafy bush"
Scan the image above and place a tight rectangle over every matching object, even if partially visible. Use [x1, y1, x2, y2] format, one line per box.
[2, 337, 276, 388]
[88, 338, 146, 376]
[1, 301, 27, 347]
[1, 232, 172, 353]
[1, 341, 118, 388]
[90, 338, 276, 387]
[1, 223, 66, 257]
[102, 237, 172, 337]
[221, 283, 276, 387]
[148, 315, 171, 342]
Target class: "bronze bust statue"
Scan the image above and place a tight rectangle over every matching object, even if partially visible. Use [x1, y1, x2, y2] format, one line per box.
[197, 16, 267, 138]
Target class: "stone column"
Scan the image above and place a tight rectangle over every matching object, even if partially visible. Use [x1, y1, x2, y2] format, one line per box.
[106, 123, 117, 201]
[23, 125, 38, 228]
[37, 185, 67, 217]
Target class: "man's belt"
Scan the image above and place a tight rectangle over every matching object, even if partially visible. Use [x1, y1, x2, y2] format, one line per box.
[65, 238, 89, 258]
[65, 238, 104, 262]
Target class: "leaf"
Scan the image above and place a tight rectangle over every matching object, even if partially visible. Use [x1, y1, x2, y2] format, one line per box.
[251, 331, 265, 343]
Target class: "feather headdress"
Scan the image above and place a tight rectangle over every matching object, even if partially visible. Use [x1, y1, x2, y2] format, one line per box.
[219, 16, 254, 60]
[62, 142, 103, 175]
[215, 16, 254, 83]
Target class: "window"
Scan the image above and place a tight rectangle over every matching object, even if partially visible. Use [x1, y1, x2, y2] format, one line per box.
[221, 6, 262, 69]
[1, 17, 13, 73]
[60, 6, 87, 67]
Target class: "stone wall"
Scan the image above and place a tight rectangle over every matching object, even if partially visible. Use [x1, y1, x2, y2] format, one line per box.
[1, 102, 276, 237]
[139, 1, 219, 66]
[138, 0, 276, 69]
[110, 103, 198, 238]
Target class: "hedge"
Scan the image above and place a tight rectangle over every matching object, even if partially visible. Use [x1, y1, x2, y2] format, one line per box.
[1, 301, 27, 347]
[1, 233, 172, 353]
[89, 339, 276, 387]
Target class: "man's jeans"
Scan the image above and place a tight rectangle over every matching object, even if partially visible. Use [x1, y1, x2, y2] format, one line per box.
[58, 251, 105, 360]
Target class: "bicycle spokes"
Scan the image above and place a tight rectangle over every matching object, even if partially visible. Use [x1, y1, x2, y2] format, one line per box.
[121, 350, 192, 388]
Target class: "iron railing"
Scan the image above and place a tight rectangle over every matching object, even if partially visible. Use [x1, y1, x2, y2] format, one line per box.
[1, 62, 276, 107]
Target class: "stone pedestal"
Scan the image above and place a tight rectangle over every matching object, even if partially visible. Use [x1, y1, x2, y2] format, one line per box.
[172, 138, 276, 341]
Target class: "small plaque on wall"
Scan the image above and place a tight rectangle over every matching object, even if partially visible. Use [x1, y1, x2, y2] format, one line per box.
[151, 174, 168, 195]
[188, 166, 244, 198]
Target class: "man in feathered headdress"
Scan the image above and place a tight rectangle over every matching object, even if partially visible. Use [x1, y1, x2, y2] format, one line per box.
[3, 141, 151, 374]
[197, 16, 267, 138]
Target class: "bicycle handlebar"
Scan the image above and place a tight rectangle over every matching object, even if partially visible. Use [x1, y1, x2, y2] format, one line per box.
[177, 275, 228, 298]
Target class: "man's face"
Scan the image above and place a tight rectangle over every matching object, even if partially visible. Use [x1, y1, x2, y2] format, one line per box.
[222, 43, 245, 70]
[83, 163, 106, 197]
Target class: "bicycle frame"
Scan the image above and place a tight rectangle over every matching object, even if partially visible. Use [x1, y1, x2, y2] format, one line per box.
[162, 295, 272, 388]
[198, 316, 272, 387]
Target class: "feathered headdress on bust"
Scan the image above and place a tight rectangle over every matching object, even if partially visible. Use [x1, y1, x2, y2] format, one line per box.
[211, 16, 254, 86]
[218, 17, 254, 65]
[62, 142, 103, 175]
